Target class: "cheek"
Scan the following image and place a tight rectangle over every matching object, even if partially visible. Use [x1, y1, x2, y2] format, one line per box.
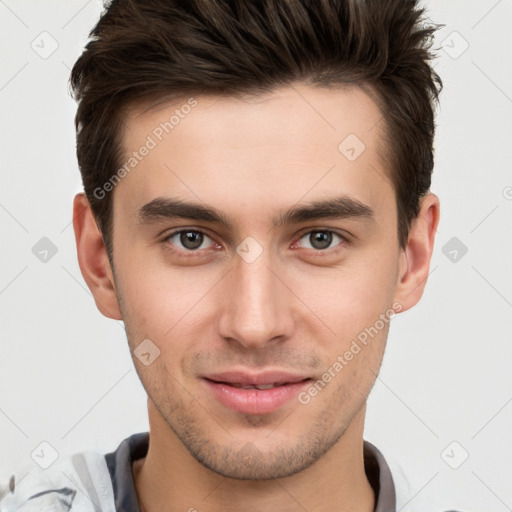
[115, 256, 221, 347]
[324, 317, 390, 404]
[289, 257, 398, 341]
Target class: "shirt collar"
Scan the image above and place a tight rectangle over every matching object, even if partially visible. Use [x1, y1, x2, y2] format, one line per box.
[105, 432, 396, 512]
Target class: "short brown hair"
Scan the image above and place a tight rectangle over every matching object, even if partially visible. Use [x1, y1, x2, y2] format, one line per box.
[70, 0, 442, 256]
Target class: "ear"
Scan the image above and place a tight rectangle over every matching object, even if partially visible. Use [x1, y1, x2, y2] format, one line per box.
[73, 193, 122, 320]
[393, 192, 440, 313]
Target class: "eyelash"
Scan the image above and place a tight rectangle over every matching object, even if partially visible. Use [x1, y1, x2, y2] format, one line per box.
[162, 228, 349, 256]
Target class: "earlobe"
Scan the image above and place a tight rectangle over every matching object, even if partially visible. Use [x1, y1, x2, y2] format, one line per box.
[72, 193, 123, 320]
[393, 193, 440, 313]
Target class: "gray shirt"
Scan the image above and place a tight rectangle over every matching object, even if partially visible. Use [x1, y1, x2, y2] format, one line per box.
[1, 432, 465, 511]
[104, 432, 396, 512]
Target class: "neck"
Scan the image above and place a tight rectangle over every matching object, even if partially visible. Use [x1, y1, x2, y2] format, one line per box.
[133, 400, 374, 512]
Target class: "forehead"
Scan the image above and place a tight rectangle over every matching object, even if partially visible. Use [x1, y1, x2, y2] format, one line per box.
[116, 84, 393, 224]
[123, 84, 383, 154]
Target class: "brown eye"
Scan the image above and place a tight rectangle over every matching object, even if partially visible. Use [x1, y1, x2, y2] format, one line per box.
[166, 230, 213, 251]
[310, 231, 332, 249]
[297, 230, 344, 250]
[180, 231, 204, 249]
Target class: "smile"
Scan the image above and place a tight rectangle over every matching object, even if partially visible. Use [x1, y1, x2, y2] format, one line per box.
[202, 371, 312, 414]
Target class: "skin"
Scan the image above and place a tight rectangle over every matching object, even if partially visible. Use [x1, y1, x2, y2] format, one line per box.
[73, 83, 440, 512]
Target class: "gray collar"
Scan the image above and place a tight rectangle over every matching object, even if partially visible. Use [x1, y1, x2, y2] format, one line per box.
[105, 432, 396, 512]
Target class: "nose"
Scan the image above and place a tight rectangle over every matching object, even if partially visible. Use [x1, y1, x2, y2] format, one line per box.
[217, 250, 295, 350]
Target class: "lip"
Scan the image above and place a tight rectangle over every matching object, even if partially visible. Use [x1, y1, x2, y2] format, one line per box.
[202, 370, 312, 415]
[204, 370, 310, 386]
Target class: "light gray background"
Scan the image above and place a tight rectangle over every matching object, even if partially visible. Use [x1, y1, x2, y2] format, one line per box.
[1, 1, 511, 510]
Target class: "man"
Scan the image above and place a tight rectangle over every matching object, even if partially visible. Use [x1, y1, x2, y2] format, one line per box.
[1, 0, 449, 510]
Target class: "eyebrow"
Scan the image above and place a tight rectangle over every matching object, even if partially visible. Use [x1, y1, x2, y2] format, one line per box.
[275, 196, 374, 226]
[138, 197, 232, 227]
[137, 195, 374, 229]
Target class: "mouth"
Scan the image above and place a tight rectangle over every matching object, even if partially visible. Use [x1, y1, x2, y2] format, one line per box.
[219, 382, 294, 390]
[202, 371, 312, 415]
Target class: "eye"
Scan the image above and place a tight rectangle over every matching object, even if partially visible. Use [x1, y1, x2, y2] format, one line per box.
[296, 230, 345, 250]
[165, 230, 216, 251]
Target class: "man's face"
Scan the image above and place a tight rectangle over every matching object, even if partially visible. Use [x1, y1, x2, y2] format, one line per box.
[110, 84, 403, 479]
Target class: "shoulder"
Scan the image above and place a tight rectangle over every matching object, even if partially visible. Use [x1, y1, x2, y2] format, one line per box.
[0, 450, 115, 512]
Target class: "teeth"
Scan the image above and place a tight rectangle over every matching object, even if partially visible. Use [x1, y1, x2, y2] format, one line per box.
[228, 383, 279, 390]
[254, 384, 276, 390]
